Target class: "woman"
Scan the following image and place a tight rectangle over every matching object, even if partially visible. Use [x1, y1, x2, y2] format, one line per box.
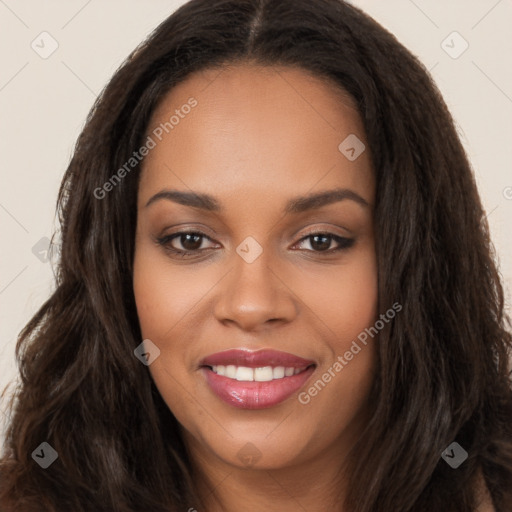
[1, 0, 511, 510]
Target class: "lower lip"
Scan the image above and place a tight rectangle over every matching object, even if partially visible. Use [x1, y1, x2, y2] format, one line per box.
[201, 366, 316, 409]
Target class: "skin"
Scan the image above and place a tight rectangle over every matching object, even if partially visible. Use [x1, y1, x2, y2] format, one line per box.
[133, 63, 378, 511]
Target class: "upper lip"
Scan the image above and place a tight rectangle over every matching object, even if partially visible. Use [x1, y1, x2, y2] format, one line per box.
[200, 349, 316, 369]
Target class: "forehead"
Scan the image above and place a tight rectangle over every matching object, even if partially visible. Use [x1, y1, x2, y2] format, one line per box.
[139, 63, 374, 208]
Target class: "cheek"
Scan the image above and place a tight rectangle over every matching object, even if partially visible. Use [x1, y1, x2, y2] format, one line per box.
[294, 250, 378, 346]
[334, 252, 378, 339]
[133, 245, 206, 339]
[132, 246, 205, 422]
[292, 249, 378, 403]
[292, 253, 378, 443]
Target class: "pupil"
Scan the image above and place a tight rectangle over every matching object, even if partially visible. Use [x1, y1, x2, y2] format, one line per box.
[311, 234, 330, 251]
[181, 233, 202, 250]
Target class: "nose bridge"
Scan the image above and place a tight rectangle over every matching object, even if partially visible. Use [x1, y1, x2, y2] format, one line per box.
[213, 238, 297, 330]
[234, 242, 275, 298]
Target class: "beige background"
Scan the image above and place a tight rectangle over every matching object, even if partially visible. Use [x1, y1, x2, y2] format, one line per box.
[1, 0, 511, 445]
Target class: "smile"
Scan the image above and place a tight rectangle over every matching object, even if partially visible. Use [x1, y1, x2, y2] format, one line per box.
[209, 364, 308, 381]
[200, 349, 316, 409]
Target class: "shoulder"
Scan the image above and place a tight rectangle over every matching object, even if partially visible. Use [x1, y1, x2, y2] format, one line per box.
[474, 467, 495, 512]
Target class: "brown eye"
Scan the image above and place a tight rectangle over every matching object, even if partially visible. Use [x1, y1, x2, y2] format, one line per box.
[294, 233, 355, 253]
[178, 233, 203, 251]
[156, 231, 217, 257]
[310, 234, 331, 251]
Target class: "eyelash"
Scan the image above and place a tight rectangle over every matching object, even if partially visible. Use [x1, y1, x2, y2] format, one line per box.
[156, 230, 355, 258]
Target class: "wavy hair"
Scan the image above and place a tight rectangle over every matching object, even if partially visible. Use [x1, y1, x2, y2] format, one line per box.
[1, 0, 511, 510]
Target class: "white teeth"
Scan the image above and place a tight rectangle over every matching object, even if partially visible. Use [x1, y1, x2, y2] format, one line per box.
[272, 366, 285, 379]
[226, 365, 237, 379]
[254, 366, 273, 382]
[235, 366, 254, 381]
[210, 365, 307, 381]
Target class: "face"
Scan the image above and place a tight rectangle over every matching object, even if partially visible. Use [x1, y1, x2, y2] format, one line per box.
[133, 64, 378, 476]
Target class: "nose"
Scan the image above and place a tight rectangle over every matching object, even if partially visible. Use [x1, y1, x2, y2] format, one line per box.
[212, 248, 298, 332]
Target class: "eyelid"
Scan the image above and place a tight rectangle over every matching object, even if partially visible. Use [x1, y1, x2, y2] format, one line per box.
[291, 232, 354, 252]
[156, 226, 354, 258]
[156, 230, 219, 252]
[288, 222, 354, 239]
[293, 224, 351, 240]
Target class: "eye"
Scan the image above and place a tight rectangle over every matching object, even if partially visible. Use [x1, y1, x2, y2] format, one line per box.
[156, 231, 218, 257]
[156, 230, 354, 259]
[293, 232, 354, 253]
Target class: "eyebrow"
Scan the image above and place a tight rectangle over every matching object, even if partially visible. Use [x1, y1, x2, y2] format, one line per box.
[145, 187, 370, 212]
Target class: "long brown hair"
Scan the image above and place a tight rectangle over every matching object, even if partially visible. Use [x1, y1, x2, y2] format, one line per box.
[1, 0, 511, 510]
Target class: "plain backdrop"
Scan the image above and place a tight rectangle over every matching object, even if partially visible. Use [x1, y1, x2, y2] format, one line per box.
[1, 0, 511, 449]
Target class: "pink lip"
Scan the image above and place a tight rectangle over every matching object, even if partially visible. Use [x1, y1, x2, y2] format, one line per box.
[200, 349, 315, 368]
[200, 349, 316, 410]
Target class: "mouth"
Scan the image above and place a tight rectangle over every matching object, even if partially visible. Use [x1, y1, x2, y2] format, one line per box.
[199, 349, 317, 409]
[205, 364, 311, 381]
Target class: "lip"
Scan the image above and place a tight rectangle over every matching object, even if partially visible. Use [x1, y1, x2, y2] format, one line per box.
[200, 349, 315, 368]
[200, 349, 316, 410]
